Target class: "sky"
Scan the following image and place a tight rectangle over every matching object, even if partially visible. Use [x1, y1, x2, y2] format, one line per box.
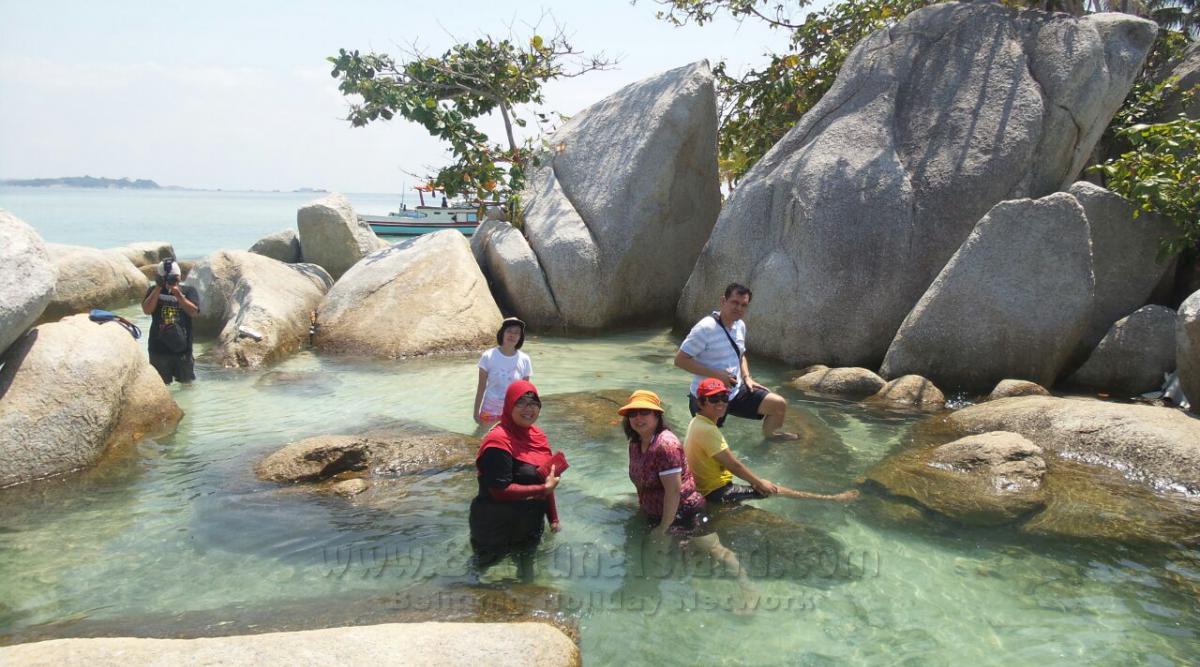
[0, 1, 800, 193]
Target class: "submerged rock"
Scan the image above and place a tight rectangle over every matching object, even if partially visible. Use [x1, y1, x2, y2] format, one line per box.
[677, 3, 1155, 367]
[0, 622, 580, 666]
[296, 192, 388, 280]
[943, 395, 1200, 495]
[985, 379, 1050, 401]
[249, 228, 302, 263]
[0, 314, 182, 487]
[787, 367, 885, 400]
[256, 423, 477, 484]
[189, 250, 332, 367]
[881, 193, 1094, 392]
[315, 231, 500, 358]
[0, 211, 56, 355]
[475, 61, 720, 329]
[40, 243, 150, 322]
[866, 432, 1046, 526]
[1066, 305, 1176, 395]
[540, 389, 635, 440]
[866, 375, 945, 411]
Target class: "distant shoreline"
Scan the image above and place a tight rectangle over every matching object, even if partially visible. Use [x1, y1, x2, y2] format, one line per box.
[1, 177, 328, 194]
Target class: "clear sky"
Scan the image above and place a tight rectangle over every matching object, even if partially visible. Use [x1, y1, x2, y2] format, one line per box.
[0, 1, 798, 193]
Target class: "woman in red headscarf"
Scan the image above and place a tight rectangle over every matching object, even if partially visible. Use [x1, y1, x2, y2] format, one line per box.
[469, 380, 564, 568]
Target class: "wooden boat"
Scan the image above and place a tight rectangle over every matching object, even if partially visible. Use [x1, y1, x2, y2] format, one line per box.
[359, 185, 480, 237]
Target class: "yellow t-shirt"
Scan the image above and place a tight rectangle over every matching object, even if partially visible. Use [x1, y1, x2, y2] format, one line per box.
[684, 414, 733, 496]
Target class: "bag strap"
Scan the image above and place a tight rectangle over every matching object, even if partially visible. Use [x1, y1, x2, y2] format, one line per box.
[710, 314, 742, 360]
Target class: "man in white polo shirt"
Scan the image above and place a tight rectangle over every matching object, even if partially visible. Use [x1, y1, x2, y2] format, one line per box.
[674, 282, 797, 440]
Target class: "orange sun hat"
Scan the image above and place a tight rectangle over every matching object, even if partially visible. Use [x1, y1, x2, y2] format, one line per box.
[617, 389, 664, 415]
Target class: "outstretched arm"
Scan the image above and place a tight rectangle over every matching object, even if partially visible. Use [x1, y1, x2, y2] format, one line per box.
[712, 449, 777, 496]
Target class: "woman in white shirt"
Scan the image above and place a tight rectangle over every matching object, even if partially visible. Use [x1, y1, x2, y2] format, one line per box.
[474, 317, 533, 425]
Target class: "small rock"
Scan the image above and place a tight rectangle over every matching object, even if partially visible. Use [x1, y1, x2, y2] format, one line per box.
[867, 375, 945, 411]
[787, 366, 886, 400]
[985, 379, 1050, 401]
[330, 478, 369, 497]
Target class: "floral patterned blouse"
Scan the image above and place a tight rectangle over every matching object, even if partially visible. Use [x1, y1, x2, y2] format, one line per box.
[627, 429, 705, 520]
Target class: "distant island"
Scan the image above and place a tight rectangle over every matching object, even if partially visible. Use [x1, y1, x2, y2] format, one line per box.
[2, 176, 164, 189]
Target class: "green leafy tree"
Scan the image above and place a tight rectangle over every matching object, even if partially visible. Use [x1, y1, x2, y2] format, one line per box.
[328, 28, 610, 217]
[1097, 116, 1200, 257]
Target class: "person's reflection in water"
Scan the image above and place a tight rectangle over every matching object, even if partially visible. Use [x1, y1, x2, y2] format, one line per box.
[618, 389, 758, 611]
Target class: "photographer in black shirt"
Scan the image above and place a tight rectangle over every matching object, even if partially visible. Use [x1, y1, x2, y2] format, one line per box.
[142, 257, 200, 385]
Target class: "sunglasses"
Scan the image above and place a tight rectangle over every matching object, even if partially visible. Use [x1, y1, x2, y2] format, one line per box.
[626, 408, 658, 418]
[515, 396, 541, 409]
[702, 394, 729, 405]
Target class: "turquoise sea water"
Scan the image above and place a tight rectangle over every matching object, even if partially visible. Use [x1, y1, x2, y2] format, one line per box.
[1, 189, 1198, 664]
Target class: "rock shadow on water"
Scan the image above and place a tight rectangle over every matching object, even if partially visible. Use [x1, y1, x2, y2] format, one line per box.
[252, 370, 343, 397]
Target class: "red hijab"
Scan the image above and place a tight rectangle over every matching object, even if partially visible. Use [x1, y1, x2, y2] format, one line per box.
[477, 379, 553, 467]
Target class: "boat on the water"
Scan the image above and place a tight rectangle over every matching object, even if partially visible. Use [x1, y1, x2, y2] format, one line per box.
[359, 185, 481, 237]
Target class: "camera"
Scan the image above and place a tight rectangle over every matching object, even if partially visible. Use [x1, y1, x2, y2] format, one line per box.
[158, 258, 179, 288]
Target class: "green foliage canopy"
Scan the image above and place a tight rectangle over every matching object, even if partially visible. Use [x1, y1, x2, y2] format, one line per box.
[328, 31, 609, 210]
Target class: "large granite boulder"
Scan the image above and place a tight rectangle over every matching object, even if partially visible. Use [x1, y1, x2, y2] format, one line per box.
[296, 192, 388, 280]
[943, 395, 1200, 495]
[256, 423, 476, 484]
[0, 211, 56, 355]
[315, 231, 501, 358]
[110, 241, 175, 267]
[1068, 182, 1176, 349]
[880, 193, 1095, 392]
[40, 244, 150, 322]
[248, 228, 302, 263]
[474, 61, 720, 329]
[1066, 305, 1176, 394]
[787, 366, 886, 400]
[0, 314, 182, 487]
[1156, 41, 1200, 121]
[866, 431, 1047, 526]
[470, 218, 558, 324]
[189, 251, 333, 367]
[677, 3, 1155, 367]
[0, 622, 580, 667]
[1178, 289, 1200, 409]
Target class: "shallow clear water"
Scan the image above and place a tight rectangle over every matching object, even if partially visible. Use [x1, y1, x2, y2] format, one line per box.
[1, 189, 1198, 663]
[1, 324, 1197, 664]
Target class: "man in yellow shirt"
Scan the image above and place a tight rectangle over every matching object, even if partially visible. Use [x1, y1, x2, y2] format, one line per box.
[685, 378, 860, 505]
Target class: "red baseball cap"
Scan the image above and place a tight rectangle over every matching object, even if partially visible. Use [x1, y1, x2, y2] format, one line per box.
[697, 377, 729, 399]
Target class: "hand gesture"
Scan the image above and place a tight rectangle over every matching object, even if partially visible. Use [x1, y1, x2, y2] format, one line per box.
[550, 520, 561, 533]
[752, 479, 778, 497]
[543, 464, 560, 493]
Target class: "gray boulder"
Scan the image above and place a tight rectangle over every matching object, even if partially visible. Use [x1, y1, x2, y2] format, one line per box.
[475, 61, 720, 329]
[1067, 305, 1176, 394]
[866, 431, 1046, 526]
[677, 3, 1155, 367]
[315, 231, 501, 358]
[40, 243, 150, 322]
[1156, 41, 1200, 121]
[787, 366, 885, 400]
[0, 623, 580, 667]
[881, 193, 1095, 392]
[189, 251, 332, 367]
[1178, 290, 1200, 409]
[248, 228, 302, 263]
[944, 395, 1200, 495]
[0, 314, 183, 487]
[1068, 182, 1176, 349]
[985, 379, 1050, 402]
[297, 192, 388, 280]
[866, 374, 945, 411]
[0, 211, 56, 355]
[256, 424, 476, 484]
[111, 241, 175, 267]
[470, 218, 558, 324]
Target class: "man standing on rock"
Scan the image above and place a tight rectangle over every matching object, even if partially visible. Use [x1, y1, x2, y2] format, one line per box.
[675, 282, 797, 440]
[142, 257, 200, 385]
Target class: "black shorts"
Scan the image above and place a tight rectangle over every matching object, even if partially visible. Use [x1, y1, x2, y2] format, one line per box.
[688, 385, 769, 426]
[704, 482, 765, 505]
[149, 352, 195, 385]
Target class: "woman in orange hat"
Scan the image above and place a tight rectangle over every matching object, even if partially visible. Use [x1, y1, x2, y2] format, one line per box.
[620, 389, 710, 537]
